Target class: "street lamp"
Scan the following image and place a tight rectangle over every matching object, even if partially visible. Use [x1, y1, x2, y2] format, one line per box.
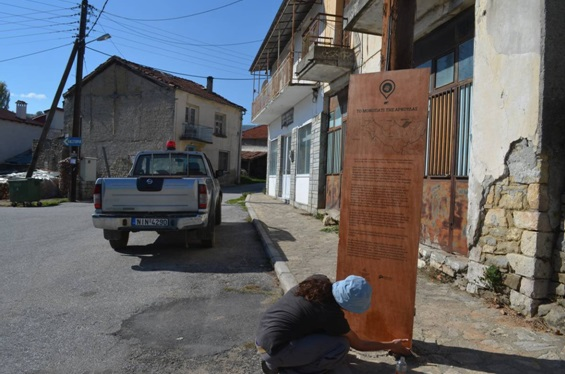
[90, 33, 111, 43]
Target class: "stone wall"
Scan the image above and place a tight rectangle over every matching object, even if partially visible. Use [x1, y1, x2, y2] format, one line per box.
[64, 62, 176, 180]
[465, 139, 563, 317]
[32, 137, 66, 172]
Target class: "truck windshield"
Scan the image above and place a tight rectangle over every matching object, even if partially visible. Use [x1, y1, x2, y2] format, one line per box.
[133, 153, 207, 176]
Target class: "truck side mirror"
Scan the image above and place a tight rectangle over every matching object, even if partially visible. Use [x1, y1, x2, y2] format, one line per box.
[215, 170, 224, 178]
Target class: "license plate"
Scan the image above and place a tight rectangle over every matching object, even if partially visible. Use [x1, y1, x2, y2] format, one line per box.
[132, 218, 169, 226]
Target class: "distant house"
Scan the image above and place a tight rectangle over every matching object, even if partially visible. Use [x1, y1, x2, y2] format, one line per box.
[63, 56, 246, 185]
[241, 124, 267, 179]
[0, 101, 43, 168]
[32, 107, 65, 139]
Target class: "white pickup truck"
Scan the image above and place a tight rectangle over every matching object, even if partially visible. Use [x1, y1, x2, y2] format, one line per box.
[92, 145, 223, 250]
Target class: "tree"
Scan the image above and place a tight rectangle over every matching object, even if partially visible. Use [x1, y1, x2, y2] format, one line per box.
[0, 81, 10, 110]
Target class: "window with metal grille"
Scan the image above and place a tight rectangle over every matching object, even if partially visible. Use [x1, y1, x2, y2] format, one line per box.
[414, 8, 474, 178]
[420, 39, 473, 178]
[281, 108, 294, 128]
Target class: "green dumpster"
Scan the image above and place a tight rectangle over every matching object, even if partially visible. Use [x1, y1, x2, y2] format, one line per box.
[8, 178, 42, 207]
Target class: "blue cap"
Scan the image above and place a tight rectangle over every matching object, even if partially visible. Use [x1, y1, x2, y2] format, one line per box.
[332, 275, 373, 313]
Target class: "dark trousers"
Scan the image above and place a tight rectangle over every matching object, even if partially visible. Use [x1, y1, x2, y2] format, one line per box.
[261, 334, 352, 373]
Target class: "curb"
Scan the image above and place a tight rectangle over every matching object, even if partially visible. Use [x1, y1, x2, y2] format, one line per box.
[246, 194, 298, 293]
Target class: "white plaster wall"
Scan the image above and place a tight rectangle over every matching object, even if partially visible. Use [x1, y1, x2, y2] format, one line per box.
[268, 175, 277, 197]
[47, 110, 65, 138]
[174, 90, 242, 184]
[352, 32, 382, 74]
[0, 120, 42, 163]
[296, 174, 310, 205]
[468, 0, 543, 241]
[269, 94, 323, 141]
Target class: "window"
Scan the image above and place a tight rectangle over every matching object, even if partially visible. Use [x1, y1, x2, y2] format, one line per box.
[326, 91, 347, 175]
[281, 108, 294, 128]
[214, 113, 226, 136]
[297, 124, 311, 174]
[435, 52, 455, 88]
[218, 151, 229, 172]
[458, 39, 474, 81]
[185, 106, 197, 125]
[268, 139, 278, 176]
[132, 153, 206, 176]
[419, 39, 473, 178]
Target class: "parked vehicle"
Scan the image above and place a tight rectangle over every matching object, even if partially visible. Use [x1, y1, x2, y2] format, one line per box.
[92, 141, 223, 250]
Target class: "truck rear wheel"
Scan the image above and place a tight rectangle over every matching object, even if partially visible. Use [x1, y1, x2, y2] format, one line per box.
[109, 232, 129, 251]
[198, 212, 215, 248]
[215, 201, 222, 226]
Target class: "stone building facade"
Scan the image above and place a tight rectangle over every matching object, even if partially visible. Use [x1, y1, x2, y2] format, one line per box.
[63, 56, 245, 188]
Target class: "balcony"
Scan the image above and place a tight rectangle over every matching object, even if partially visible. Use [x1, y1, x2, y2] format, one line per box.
[179, 123, 213, 143]
[296, 13, 355, 83]
[251, 54, 316, 124]
[344, 0, 475, 38]
[343, 0, 383, 35]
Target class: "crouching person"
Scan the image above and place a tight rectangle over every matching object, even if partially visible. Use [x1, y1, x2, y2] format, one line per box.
[255, 274, 411, 373]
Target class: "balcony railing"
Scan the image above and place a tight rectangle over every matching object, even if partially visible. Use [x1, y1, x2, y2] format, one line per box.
[252, 54, 294, 120]
[296, 13, 355, 83]
[180, 123, 213, 143]
[301, 13, 351, 57]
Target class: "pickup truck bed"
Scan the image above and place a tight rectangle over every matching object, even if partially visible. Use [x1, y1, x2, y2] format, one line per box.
[92, 150, 223, 250]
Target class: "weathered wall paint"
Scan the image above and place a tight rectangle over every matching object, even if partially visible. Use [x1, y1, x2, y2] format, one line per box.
[468, 0, 543, 243]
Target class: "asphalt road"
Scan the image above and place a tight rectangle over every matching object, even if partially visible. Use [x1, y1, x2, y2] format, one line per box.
[0, 183, 277, 373]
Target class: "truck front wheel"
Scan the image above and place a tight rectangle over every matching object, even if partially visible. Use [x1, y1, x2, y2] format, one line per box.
[109, 231, 129, 251]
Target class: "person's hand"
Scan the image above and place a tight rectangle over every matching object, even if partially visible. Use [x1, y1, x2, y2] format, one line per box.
[388, 338, 411, 356]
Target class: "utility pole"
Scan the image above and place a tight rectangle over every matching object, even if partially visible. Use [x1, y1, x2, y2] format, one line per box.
[70, 0, 88, 202]
[26, 43, 78, 179]
[380, 0, 416, 71]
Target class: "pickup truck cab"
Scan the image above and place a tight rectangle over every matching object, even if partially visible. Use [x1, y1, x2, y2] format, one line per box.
[92, 145, 223, 250]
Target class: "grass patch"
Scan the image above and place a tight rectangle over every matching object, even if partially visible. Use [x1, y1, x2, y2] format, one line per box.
[226, 193, 248, 210]
[0, 197, 69, 207]
[239, 175, 266, 185]
[41, 198, 69, 207]
[224, 284, 282, 304]
[321, 225, 339, 234]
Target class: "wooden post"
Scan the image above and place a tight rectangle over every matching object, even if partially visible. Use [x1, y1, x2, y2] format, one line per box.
[380, 0, 417, 71]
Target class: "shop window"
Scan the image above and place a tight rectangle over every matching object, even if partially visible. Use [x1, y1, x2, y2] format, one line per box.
[268, 139, 278, 176]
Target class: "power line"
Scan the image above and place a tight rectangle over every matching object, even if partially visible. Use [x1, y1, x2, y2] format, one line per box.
[87, 46, 252, 81]
[99, 13, 256, 61]
[0, 42, 73, 63]
[86, 0, 108, 37]
[0, 29, 76, 40]
[102, 0, 243, 22]
[97, 19, 251, 67]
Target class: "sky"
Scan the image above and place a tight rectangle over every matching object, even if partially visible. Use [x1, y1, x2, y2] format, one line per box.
[0, 0, 281, 125]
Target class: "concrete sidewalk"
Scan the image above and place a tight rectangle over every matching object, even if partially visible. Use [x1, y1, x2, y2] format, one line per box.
[246, 192, 565, 373]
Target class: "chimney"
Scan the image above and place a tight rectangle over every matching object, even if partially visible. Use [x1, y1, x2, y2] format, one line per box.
[206, 76, 213, 93]
[16, 100, 27, 119]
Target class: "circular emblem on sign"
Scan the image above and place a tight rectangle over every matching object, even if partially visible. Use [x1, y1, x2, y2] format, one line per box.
[379, 79, 396, 100]
[146, 178, 153, 185]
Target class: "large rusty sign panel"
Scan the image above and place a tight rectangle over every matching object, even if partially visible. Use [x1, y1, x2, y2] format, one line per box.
[337, 69, 430, 346]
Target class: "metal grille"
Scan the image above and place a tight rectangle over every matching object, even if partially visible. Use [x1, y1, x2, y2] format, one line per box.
[425, 83, 472, 177]
[427, 88, 455, 176]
